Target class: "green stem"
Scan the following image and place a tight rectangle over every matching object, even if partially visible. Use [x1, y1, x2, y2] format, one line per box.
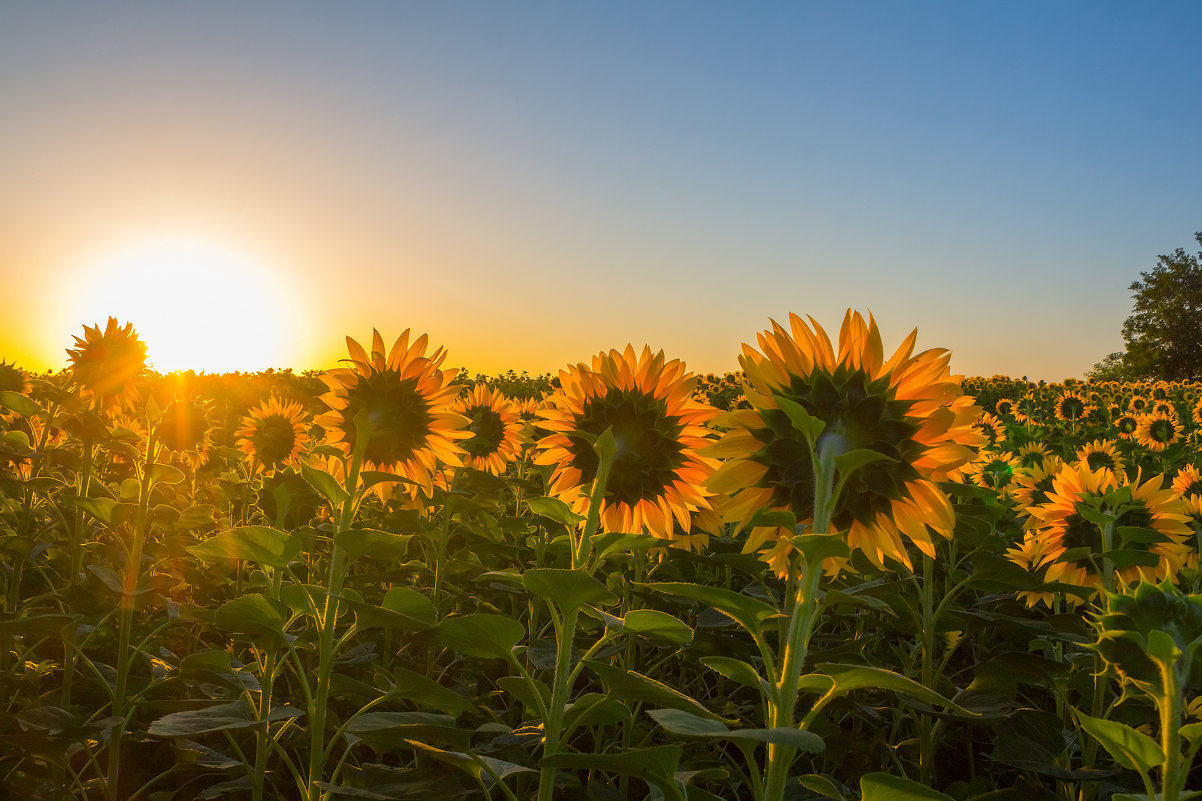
[537, 604, 579, 801]
[1160, 661, 1184, 801]
[918, 553, 937, 785]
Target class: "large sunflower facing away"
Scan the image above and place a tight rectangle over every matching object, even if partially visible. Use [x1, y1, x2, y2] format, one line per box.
[706, 310, 982, 574]
[452, 383, 523, 475]
[66, 318, 147, 410]
[155, 396, 212, 470]
[317, 330, 470, 492]
[534, 345, 719, 545]
[236, 396, 311, 471]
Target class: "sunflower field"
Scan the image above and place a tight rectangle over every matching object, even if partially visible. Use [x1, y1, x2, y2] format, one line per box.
[2, 312, 1201, 801]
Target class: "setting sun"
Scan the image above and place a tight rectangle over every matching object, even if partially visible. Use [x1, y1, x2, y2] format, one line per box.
[66, 239, 298, 373]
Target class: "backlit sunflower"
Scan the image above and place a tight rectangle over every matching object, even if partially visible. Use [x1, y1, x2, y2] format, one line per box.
[963, 450, 1020, 496]
[971, 412, 1007, 449]
[0, 360, 30, 395]
[155, 397, 212, 469]
[236, 396, 310, 471]
[66, 318, 147, 410]
[317, 330, 470, 492]
[1027, 463, 1192, 599]
[1114, 412, 1140, 440]
[534, 345, 719, 544]
[705, 310, 982, 574]
[1135, 411, 1182, 452]
[1054, 389, 1092, 424]
[1012, 391, 1041, 425]
[1010, 455, 1066, 521]
[1075, 438, 1125, 475]
[452, 383, 523, 475]
[993, 397, 1015, 418]
[1015, 441, 1050, 468]
[1171, 464, 1202, 501]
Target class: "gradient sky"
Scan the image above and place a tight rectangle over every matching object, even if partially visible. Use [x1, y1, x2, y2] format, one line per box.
[2, 1, 1200, 379]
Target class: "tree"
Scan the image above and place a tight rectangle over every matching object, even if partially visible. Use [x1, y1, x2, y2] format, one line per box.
[1091, 232, 1202, 382]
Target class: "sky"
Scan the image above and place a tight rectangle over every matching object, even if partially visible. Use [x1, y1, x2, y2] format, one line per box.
[1, 1, 1200, 380]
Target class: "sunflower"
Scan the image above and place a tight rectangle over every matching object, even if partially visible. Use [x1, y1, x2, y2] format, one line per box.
[535, 345, 719, 545]
[1114, 412, 1140, 440]
[66, 318, 147, 410]
[1006, 532, 1058, 608]
[1171, 464, 1202, 502]
[1012, 391, 1040, 425]
[1027, 463, 1192, 599]
[317, 330, 470, 492]
[155, 396, 212, 469]
[1135, 411, 1182, 452]
[705, 310, 981, 574]
[236, 396, 311, 470]
[1053, 389, 1092, 423]
[0, 360, 30, 395]
[1010, 455, 1067, 518]
[1129, 395, 1150, 414]
[971, 412, 1007, 449]
[1075, 438, 1125, 475]
[1015, 441, 1050, 469]
[993, 397, 1015, 418]
[452, 383, 523, 475]
[963, 450, 1020, 496]
[1192, 398, 1202, 428]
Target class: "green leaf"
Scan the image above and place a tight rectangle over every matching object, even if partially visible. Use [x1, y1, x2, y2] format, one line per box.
[524, 568, 616, 610]
[214, 594, 291, 648]
[1075, 503, 1114, 529]
[344, 711, 471, 750]
[860, 772, 956, 801]
[390, 667, 475, 716]
[834, 448, 896, 477]
[497, 676, 551, 715]
[648, 708, 823, 752]
[621, 609, 693, 646]
[345, 597, 435, 632]
[147, 462, 185, 486]
[775, 395, 825, 442]
[813, 664, 976, 715]
[301, 462, 350, 507]
[1179, 722, 1202, 743]
[585, 660, 732, 723]
[334, 528, 412, 563]
[381, 587, 437, 626]
[526, 496, 585, 527]
[188, 526, 300, 568]
[800, 775, 846, 800]
[0, 391, 43, 418]
[591, 531, 662, 562]
[747, 508, 797, 530]
[792, 533, 851, 564]
[407, 741, 535, 783]
[699, 656, 769, 696]
[1075, 709, 1162, 774]
[563, 693, 632, 733]
[148, 700, 302, 737]
[637, 582, 778, 638]
[1100, 549, 1161, 569]
[359, 470, 417, 492]
[73, 496, 116, 525]
[417, 614, 525, 660]
[541, 746, 684, 801]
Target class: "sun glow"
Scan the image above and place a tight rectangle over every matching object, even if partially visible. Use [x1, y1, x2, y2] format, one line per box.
[68, 239, 299, 373]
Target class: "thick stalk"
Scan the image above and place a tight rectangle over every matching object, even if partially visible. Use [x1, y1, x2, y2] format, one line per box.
[105, 433, 156, 801]
[1159, 661, 1184, 801]
[252, 567, 285, 801]
[307, 451, 362, 801]
[575, 446, 614, 573]
[537, 604, 579, 801]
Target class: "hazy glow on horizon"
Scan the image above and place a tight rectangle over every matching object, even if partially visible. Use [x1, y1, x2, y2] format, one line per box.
[1, 2, 1200, 381]
[64, 239, 302, 373]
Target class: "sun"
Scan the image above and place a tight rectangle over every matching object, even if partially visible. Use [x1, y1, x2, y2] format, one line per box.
[68, 239, 300, 374]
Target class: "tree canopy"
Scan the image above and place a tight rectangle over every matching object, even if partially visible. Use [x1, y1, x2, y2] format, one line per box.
[1089, 231, 1202, 382]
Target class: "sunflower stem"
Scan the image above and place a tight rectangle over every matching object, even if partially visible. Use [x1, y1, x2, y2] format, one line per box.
[762, 433, 839, 801]
[537, 603, 579, 801]
[576, 429, 616, 573]
[308, 448, 364, 801]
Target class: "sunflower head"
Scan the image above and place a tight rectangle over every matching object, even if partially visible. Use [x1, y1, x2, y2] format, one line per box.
[1075, 438, 1125, 475]
[236, 396, 311, 470]
[1054, 389, 1092, 423]
[453, 383, 523, 475]
[706, 310, 981, 573]
[535, 345, 719, 543]
[1172, 465, 1202, 501]
[317, 330, 470, 492]
[1136, 411, 1182, 452]
[66, 318, 148, 409]
[0, 360, 30, 395]
[154, 396, 212, 469]
[964, 450, 1020, 495]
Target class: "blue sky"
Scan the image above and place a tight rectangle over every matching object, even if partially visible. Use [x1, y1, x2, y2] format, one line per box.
[1, 2, 1199, 379]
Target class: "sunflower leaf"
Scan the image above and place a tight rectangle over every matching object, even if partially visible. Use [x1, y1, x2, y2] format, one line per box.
[301, 462, 350, 508]
[1074, 709, 1162, 774]
[775, 396, 825, 443]
[415, 614, 525, 660]
[860, 772, 956, 801]
[834, 448, 897, 477]
[147, 463, 185, 486]
[0, 391, 43, 418]
[539, 746, 684, 801]
[621, 609, 694, 645]
[637, 581, 779, 638]
[188, 526, 300, 568]
[648, 708, 824, 752]
[335, 528, 412, 563]
[524, 568, 617, 610]
[525, 496, 585, 527]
